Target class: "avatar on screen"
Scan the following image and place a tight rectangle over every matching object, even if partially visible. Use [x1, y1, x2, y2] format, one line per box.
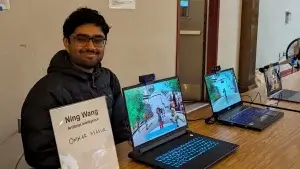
[265, 65, 281, 93]
[205, 69, 241, 112]
[123, 78, 187, 147]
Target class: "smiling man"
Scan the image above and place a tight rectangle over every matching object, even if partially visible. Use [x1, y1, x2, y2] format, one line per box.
[20, 7, 130, 169]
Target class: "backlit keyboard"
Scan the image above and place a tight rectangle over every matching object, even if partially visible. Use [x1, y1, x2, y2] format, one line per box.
[231, 108, 266, 124]
[155, 137, 218, 168]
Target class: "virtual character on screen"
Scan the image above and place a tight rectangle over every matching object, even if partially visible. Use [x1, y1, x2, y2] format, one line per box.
[223, 88, 229, 103]
[136, 115, 141, 132]
[170, 102, 184, 127]
[160, 99, 166, 117]
[144, 112, 149, 130]
[156, 108, 164, 129]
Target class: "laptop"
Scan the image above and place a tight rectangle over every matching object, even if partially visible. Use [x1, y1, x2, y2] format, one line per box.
[122, 76, 239, 169]
[263, 62, 300, 103]
[204, 68, 284, 131]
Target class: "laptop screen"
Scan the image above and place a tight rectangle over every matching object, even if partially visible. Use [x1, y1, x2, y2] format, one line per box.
[263, 64, 282, 95]
[204, 68, 241, 113]
[123, 77, 187, 147]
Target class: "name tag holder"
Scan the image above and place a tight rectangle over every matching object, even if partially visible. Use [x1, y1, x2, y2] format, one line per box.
[50, 96, 120, 169]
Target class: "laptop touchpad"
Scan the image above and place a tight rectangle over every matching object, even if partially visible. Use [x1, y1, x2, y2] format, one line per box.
[258, 114, 269, 121]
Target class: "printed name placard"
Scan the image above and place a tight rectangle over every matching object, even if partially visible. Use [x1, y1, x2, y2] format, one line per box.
[50, 96, 119, 169]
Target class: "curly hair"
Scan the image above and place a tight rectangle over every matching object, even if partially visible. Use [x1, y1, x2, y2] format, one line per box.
[63, 7, 110, 39]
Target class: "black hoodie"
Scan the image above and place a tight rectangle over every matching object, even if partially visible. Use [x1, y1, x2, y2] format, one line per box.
[20, 50, 130, 169]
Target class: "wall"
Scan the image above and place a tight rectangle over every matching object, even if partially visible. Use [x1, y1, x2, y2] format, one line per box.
[0, 0, 177, 168]
[217, 0, 242, 76]
[256, 0, 300, 68]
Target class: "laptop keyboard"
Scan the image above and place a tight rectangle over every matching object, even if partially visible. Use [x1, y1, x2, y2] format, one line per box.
[231, 108, 266, 124]
[155, 137, 218, 168]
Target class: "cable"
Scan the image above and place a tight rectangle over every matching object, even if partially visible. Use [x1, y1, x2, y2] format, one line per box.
[252, 92, 262, 103]
[268, 100, 280, 107]
[267, 93, 282, 108]
[242, 92, 282, 109]
[14, 153, 24, 169]
[241, 95, 253, 103]
[0, 130, 18, 146]
[241, 92, 262, 105]
[187, 117, 205, 122]
[204, 115, 216, 124]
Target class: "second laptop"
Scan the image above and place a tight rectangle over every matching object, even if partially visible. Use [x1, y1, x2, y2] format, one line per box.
[204, 68, 284, 131]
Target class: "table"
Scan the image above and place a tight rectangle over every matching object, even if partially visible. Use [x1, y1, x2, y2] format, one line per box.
[116, 71, 300, 169]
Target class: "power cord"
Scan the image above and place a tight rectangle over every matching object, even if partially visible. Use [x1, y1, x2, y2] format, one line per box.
[268, 93, 282, 108]
[0, 131, 23, 169]
[0, 130, 18, 146]
[187, 117, 205, 122]
[14, 153, 24, 169]
[253, 92, 262, 103]
[268, 100, 280, 107]
[241, 95, 253, 103]
[204, 115, 216, 124]
[241, 92, 262, 104]
[242, 92, 281, 109]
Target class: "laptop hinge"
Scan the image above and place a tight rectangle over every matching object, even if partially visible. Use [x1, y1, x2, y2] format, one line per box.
[138, 130, 186, 154]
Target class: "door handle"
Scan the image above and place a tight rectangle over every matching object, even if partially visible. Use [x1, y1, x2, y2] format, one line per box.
[180, 30, 202, 35]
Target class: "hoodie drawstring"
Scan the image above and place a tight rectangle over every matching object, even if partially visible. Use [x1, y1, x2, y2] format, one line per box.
[92, 74, 96, 88]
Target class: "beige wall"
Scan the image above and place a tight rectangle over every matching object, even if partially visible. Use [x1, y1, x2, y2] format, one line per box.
[0, 0, 177, 168]
[256, 0, 300, 68]
[217, 0, 242, 76]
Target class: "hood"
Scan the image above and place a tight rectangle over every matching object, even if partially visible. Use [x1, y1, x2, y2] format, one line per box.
[47, 50, 101, 80]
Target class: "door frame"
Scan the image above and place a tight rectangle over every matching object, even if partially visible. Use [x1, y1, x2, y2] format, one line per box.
[176, 0, 220, 76]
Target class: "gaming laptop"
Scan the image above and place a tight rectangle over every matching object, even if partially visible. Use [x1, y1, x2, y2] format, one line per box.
[263, 62, 300, 103]
[122, 77, 238, 169]
[204, 68, 283, 131]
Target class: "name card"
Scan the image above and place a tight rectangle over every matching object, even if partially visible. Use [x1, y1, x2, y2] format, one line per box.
[50, 96, 119, 169]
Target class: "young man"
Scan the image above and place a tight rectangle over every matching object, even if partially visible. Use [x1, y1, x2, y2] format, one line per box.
[20, 7, 130, 169]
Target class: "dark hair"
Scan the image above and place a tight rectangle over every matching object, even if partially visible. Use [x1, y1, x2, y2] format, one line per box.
[63, 7, 110, 39]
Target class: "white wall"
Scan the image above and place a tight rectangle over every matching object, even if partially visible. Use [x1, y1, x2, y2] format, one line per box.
[0, 0, 177, 168]
[217, 0, 242, 76]
[256, 0, 300, 68]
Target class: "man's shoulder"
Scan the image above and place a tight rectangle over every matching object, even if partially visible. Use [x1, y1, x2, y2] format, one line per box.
[31, 74, 63, 91]
[101, 67, 116, 76]
[25, 74, 64, 101]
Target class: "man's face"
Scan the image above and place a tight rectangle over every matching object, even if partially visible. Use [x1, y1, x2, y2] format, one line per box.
[63, 24, 106, 69]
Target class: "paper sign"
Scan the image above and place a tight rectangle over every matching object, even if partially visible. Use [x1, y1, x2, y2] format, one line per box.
[50, 97, 119, 169]
[0, 0, 10, 11]
[109, 0, 136, 9]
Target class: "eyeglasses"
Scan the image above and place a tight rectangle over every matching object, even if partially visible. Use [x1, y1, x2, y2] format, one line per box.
[71, 34, 107, 47]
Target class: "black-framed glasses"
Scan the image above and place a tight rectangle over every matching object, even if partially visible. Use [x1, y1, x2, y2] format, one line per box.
[71, 34, 107, 47]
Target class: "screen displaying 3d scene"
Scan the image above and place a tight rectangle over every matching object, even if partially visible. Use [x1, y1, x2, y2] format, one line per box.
[264, 65, 281, 93]
[123, 78, 187, 147]
[205, 69, 241, 113]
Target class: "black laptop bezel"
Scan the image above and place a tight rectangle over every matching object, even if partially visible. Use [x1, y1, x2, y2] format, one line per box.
[122, 76, 188, 151]
[262, 62, 283, 97]
[204, 68, 243, 116]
